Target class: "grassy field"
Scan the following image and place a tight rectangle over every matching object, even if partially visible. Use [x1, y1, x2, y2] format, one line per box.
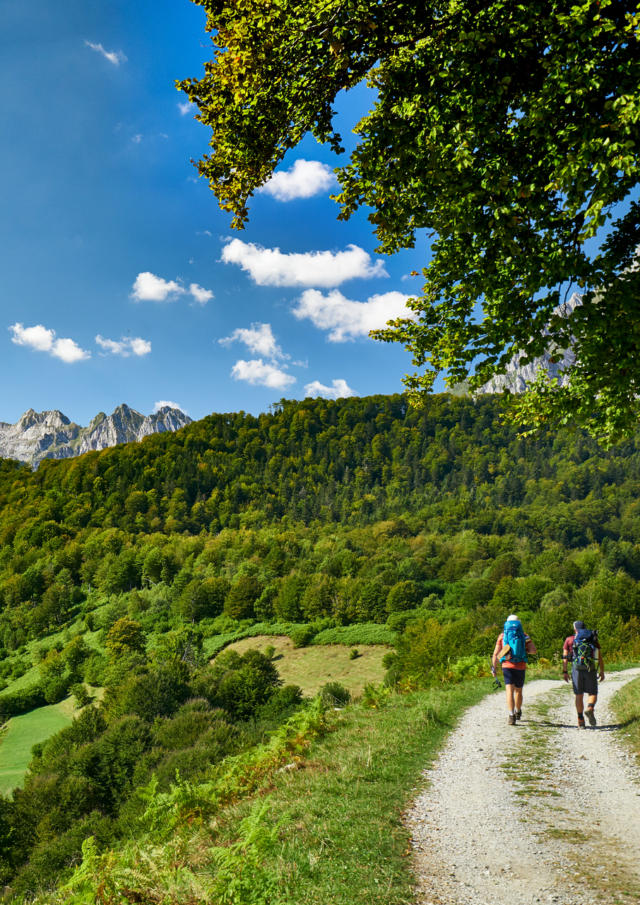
[0, 697, 76, 796]
[610, 675, 640, 763]
[221, 635, 389, 697]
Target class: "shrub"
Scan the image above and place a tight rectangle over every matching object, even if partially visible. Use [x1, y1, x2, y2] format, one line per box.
[319, 682, 351, 707]
[71, 683, 92, 708]
[290, 625, 316, 648]
[349, 648, 360, 660]
[43, 674, 71, 704]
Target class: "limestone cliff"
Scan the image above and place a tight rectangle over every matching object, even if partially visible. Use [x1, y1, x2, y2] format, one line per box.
[0, 404, 192, 468]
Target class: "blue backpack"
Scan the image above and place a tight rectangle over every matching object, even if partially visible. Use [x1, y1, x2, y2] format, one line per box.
[573, 628, 598, 671]
[501, 619, 528, 664]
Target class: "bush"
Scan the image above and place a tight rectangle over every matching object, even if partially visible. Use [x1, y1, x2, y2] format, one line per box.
[43, 674, 71, 704]
[291, 625, 317, 648]
[319, 682, 351, 707]
[0, 684, 48, 722]
[71, 683, 93, 708]
[349, 648, 360, 660]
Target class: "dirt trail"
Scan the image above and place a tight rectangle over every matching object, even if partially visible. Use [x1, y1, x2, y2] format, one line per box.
[407, 668, 640, 905]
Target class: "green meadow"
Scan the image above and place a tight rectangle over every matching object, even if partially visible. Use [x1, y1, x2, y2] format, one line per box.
[0, 698, 76, 796]
[223, 636, 389, 697]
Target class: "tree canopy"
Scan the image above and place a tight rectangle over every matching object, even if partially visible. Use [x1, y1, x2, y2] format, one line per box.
[179, 0, 640, 442]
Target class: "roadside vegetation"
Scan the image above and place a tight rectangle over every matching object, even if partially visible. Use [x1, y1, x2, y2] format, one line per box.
[611, 676, 640, 763]
[25, 680, 489, 905]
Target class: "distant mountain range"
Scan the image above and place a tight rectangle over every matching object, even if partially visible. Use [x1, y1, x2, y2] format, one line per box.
[0, 404, 192, 468]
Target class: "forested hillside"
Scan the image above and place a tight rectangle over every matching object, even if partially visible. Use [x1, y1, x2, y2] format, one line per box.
[0, 392, 639, 896]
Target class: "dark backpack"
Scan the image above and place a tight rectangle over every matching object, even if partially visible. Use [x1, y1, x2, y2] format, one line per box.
[572, 628, 598, 671]
[501, 619, 527, 664]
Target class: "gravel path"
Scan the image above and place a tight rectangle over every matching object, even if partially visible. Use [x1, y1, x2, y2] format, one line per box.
[407, 668, 640, 905]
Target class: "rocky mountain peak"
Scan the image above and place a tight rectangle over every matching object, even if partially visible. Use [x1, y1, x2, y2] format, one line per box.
[479, 293, 580, 395]
[0, 404, 192, 468]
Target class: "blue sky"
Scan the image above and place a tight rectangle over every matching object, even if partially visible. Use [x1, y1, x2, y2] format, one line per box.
[0, 0, 427, 425]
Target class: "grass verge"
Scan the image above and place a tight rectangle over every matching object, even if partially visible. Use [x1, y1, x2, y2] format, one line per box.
[222, 680, 491, 905]
[610, 674, 640, 763]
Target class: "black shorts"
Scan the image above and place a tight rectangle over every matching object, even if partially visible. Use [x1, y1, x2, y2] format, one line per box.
[572, 668, 598, 696]
[502, 667, 525, 688]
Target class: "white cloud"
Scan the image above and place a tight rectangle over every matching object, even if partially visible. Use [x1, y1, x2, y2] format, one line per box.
[189, 283, 214, 305]
[131, 272, 213, 305]
[221, 240, 387, 288]
[84, 40, 127, 66]
[131, 133, 143, 145]
[95, 335, 151, 357]
[9, 323, 54, 352]
[304, 379, 355, 399]
[231, 359, 296, 389]
[154, 400, 186, 413]
[220, 323, 283, 359]
[51, 338, 91, 363]
[292, 289, 415, 341]
[10, 323, 90, 363]
[131, 272, 185, 302]
[259, 159, 335, 201]
[178, 101, 195, 116]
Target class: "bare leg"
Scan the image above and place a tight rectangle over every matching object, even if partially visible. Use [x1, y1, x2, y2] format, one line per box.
[514, 687, 523, 711]
[575, 693, 584, 716]
[586, 693, 597, 709]
[506, 684, 515, 712]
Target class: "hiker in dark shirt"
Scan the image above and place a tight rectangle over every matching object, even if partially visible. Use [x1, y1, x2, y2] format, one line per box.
[562, 620, 604, 729]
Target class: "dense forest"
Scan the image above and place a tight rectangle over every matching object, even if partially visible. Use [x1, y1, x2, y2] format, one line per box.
[0, 392, 639, 894]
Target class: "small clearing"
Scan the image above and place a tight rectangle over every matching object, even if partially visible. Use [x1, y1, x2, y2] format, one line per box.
[0, 696, 76, 796]
[219, 635, 387, 697]
[407, 668, 640, 905]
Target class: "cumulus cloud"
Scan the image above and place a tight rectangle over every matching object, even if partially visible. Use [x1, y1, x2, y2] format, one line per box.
[259, 159, 335, 201]
[292, 289, 415, 341]
[231, 359, 296, 390]
[220, 323, 283, 360]
[178, 101, 195, 116]
[84, 40, 127, 66]
[154, 400, 186, 413]
[189, 283, 214, 305]
[10, 323, 90, 363]
[304, 379, 355, 399]
[132, 272, 185, 302]
[95, 335, 151, 357]
[221, 240, 387, 288]
[131, 272, 213, 305]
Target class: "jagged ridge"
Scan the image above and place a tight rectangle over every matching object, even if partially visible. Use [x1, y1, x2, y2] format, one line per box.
[0, 404, 192, 467]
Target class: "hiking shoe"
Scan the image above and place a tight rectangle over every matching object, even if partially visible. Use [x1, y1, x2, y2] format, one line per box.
[578, 716, 586, 730]
[515, 710, 522, 721]
[508, 713, 517, 726]
[585, 706, 597, 727]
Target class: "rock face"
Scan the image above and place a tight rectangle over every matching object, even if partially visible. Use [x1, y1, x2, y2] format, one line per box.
[0, 404, 192, 468]
[479, 293, 580, 394]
